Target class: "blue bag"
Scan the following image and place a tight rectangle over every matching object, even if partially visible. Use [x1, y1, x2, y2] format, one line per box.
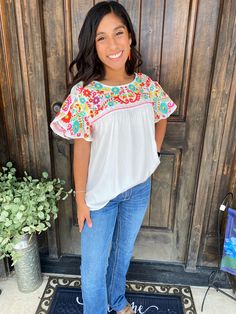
[220, 207, 236, 275]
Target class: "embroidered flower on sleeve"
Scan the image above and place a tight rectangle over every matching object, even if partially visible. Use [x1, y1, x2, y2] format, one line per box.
[50, 85, 94, 141]
[149, 80, 177, 122]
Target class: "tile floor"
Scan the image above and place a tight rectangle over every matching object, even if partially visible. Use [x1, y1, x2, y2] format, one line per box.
[0, 272, 235, 314]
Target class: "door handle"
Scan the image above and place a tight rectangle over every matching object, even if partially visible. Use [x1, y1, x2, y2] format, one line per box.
[52, 102, 62, 113]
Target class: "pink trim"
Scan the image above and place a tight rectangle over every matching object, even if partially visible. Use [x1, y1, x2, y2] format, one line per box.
[92, 101, 153, 124]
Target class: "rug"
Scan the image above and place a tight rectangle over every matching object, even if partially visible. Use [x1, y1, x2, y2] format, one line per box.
[36, 276, 196, 314]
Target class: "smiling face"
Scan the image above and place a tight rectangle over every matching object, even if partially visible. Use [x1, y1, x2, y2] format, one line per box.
[95, 12, 132, 76]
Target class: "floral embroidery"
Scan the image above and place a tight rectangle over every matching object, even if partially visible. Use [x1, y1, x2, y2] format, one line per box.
[50, 72, 177, 140]
[93, 96, 100, 104]
[149, 80, 176, 122]
[111, 87, 120, 95]
[79, 97, 87, 104]
[128, 84, 136, 91]
[82, 89, 91, 97]
[94, 82, 103, 90]
[61, 111, 72, 123]
[160, 102, 168, 114]
[60, 94, 73, 112]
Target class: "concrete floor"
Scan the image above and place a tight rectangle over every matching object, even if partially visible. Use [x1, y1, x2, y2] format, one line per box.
[0, 272, 235, 314]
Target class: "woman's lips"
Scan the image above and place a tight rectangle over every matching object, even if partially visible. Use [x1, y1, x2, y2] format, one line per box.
[107, 50, 123, 60]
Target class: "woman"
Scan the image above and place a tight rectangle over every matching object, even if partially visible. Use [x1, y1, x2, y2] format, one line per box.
[50, 1, 177, 313]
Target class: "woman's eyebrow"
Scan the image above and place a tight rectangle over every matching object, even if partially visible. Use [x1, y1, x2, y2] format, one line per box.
[96, 25, 126, 37]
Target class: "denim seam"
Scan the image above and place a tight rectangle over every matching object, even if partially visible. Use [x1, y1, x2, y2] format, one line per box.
[127, 188, 132, 200]
[124, 187, 132, 201]
[109, 212, 122, 310]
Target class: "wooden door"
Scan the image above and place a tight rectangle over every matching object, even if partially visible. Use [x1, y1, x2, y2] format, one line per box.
[46, 0, 220, 263]
[0, 0, 235, 272]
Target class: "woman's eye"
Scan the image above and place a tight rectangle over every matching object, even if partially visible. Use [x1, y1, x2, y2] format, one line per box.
[116, 31, 124, 36]
[97, 37, 105, 42]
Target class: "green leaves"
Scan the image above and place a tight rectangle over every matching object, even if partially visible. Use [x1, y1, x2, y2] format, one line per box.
[4, 219, 12, 227]
[0, 210, 9, 218]
[22, 226, 30, 233]
[19, 205, 25, 210]
[42, 172, 48, 179]
[1, 237, 10, 246]
[0, 161, 73, 264]
[38, 212, 44, 220]
[16, 212, 23, 220]
[6, 161, 13, 168]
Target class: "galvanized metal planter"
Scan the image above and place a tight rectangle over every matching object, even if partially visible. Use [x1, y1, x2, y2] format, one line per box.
[13, 233, 43, 293]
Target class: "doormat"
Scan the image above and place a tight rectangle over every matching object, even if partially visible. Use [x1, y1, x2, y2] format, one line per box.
[36, 276, 196, 314]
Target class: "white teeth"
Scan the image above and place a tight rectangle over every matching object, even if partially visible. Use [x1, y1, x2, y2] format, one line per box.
[108, 51, 123, 59]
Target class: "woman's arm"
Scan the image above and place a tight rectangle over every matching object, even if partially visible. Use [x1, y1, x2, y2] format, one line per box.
[155, 119, 167, 153]
[73, 139, 92, 232]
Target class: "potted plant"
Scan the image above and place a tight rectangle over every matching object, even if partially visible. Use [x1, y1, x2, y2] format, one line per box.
[0, 161, 72, 293]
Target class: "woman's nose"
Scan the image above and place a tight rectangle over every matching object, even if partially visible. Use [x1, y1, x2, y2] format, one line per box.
[107, 36, 118, 49]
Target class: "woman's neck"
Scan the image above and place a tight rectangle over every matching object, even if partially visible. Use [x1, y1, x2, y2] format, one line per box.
[101, 69, 134, 86]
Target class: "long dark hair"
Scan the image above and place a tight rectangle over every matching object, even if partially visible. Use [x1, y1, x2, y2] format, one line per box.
[68, 1, 142, 92]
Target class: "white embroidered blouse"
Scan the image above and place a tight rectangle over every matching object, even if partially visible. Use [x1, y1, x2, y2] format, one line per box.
[50, 72, 177, 210]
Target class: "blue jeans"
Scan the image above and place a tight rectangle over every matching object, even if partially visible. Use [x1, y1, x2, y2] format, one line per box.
[80, 176, 151, 314]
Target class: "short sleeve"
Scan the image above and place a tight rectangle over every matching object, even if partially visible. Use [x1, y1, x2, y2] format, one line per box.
[149, 80, 177, 123]
[50, 84, 93, 141]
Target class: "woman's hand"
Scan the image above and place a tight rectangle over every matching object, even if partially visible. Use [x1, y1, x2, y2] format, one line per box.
[76, 201, 93, 233]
